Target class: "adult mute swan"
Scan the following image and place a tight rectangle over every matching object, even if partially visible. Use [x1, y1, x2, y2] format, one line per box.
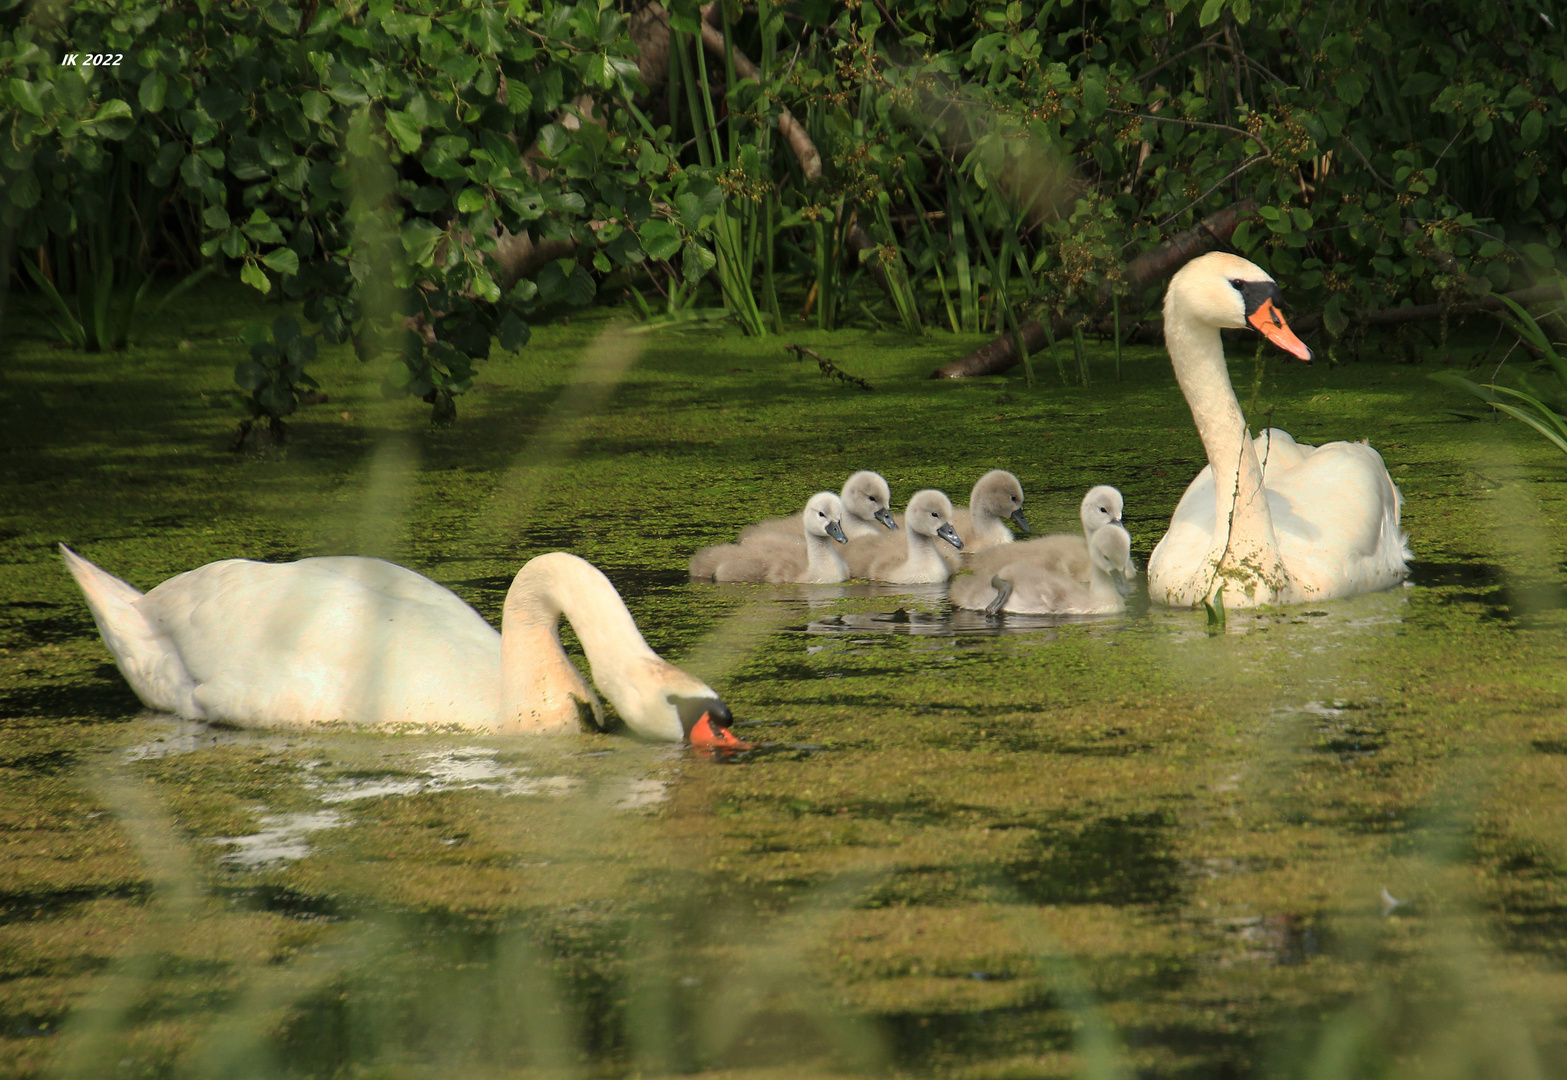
[60, 547, 740, 745]
[1147, 252, 1410, 608]
[740, 470, 896, 542]
[690, 492, 850, 583]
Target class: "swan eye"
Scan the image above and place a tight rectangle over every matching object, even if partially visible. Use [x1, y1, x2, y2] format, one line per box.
[1229, 278, 1246, 291]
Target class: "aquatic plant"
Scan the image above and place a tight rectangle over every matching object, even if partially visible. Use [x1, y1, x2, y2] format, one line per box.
[1431, 279, 1567, 456]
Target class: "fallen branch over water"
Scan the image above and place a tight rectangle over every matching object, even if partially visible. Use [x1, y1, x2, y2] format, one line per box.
[932, 199, 1258, 379]
[786, 344, 873, 390]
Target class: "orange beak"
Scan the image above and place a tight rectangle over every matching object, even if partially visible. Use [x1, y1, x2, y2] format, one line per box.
[1247, 297, 1312, 361]
[689, 712, 753, 751]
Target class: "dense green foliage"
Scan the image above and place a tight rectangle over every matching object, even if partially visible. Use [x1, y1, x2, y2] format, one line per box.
[2, 0, 1565, 418]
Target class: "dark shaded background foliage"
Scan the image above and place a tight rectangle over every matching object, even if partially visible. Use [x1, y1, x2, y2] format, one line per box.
[1, 0, 1563, 420]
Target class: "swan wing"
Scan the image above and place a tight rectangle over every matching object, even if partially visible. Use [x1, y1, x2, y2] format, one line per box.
[138, 558, 503, 729]
[1264, 441, 1409, 600]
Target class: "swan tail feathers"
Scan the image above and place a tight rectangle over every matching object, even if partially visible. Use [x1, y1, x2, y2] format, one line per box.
[59, 545, 201, 716]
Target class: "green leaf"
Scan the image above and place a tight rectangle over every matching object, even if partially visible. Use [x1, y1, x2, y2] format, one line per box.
[234, 359, 269, 391]
[6, 167, 40, 209]
[84, 99, 135, 139]
[1523, 243, 1554, 269]
[496, 312, 531, 352]
[1198, 0, 1224, 27]
[638, 219, 682, 261]
[455, 187, 487, 213]
[240, 262, 272, 294]
[10, 78, 46, 116]
[262, 248, 300, 275]
[271, 315, 302, 345]
[301, 90, 331, 123]
[203, 205, 232, 230]
[139, 71, 167, 113]
[384, 108, 424, 154]
[681, 241, 716, 283]
[1080, 76, 1108, 119]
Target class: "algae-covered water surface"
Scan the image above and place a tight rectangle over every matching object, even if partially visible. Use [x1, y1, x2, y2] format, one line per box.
[2, 284, 1566, 1079]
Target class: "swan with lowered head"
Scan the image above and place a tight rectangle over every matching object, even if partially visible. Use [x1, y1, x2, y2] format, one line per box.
[739, 470, 896, 542]
[951, 523, 1135, 615]
[845, 489, 963, 583]
[1147, 252, 1409, 608]
[690, 492, 849, 583]
[964, 484, 1123, 584]
[60, 546, 739, 744]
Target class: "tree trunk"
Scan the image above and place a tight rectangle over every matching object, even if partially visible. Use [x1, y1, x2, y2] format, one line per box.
[931, 199, 1258, 379]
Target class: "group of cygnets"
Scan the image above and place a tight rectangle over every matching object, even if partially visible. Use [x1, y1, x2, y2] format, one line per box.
[689, 469, 1138, 616]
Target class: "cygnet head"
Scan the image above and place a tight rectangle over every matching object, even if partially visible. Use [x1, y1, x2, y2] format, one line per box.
[842, 470, 896, 529]
[1166, 252, 1312, 361]
[1089, 524, 1136, 596]
[905, 489, 962, 549]
[803, 491, 848, 543]
[972, 469, 1029, 533]
[1079, 485, 1124, 534]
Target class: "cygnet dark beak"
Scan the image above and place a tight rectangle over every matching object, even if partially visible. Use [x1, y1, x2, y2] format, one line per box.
[1111, 569, 1134, 597]
[875, 508, 897, 530]
[1009, 508, 1030, 534]
[826, 520, 848, 544]
[937, 523, 963, 549]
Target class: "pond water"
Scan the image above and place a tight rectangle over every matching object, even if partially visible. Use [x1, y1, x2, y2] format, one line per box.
[2, 296, 1566, 1079]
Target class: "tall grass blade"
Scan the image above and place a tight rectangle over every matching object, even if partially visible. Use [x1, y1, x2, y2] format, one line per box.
[18, 251, 86, 348]
[945, 174, 977, 332]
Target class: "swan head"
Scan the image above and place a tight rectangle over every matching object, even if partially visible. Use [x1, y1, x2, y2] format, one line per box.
[608, 665, 735, 744]
[972, 469, 1029, 533]
[905, 489, 962, 549]
[1079, 485, 1124, 533]
[843, 470, 896, 529]
[1166, 252, 1312, 361]
[803, 491, 849, 544]
[1089, 524, 1137, 596]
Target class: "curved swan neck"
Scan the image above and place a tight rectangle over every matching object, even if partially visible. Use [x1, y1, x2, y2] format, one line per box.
[500, 555, 658, 725]
[1165, 294, 1285, 599]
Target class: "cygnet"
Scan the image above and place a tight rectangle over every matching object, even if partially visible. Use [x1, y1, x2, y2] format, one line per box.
[951, 523, 1135, 615]
[845, 489, 962, 584]
[966, 485, 1124, 584]
[691, 492, 850, 583]
[739, 470, 896, 542]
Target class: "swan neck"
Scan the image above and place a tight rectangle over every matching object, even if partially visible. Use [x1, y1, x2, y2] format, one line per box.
[805, 531, 846, 580]
[1165, 297, 1284, 598]
[501, 558, 657, 719]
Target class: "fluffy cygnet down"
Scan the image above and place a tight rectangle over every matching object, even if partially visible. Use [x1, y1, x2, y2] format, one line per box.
[965, 485, 1124, 584]
[739, 471, 896, 543]
[845, 489, 962, 584]
[690, 492, 850, 583]
[951, 469, 1029, 550]
[950, 523, 1135, 615]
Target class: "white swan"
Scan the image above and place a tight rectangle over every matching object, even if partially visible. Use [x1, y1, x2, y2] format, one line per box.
[60, 546, 739, 744]
[951, 524, 1135, 615]
[739, 470, 896, 542]
[845, 489, 962, 584]
[1147, 252, 1410, 608]
[690, 492, 849, 583]
[965, 485, 1123, 584]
